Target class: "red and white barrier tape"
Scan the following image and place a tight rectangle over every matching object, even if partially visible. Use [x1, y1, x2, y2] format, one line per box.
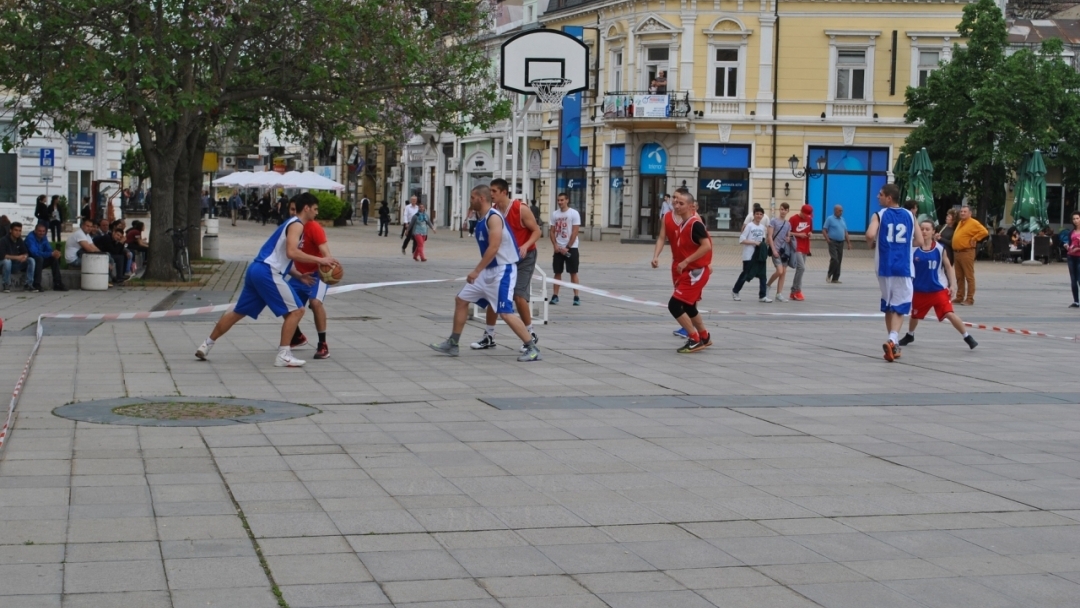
[4, 274, 1076, 451]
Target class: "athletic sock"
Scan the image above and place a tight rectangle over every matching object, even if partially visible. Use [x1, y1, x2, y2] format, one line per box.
[700, 331, 710, 341]
[278, 346, 290, 357]
[526, 324, 534, 333]
[318, 332, 326, 344]
[962, 332, 970, 338]
[205, 337, 215, 346]
[689, 332, 700, 342]
[889, 331, 899, 344]
[450, 332, 461, 344]
[485, 325, 496, 336]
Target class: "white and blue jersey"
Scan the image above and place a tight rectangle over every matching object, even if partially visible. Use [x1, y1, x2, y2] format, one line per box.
[475, 208, 520, 268]
[234, 217, 304, 319]
[255, 217, 303, 276]
[913, 244, 948, 294]
[875, 207, 916, 278]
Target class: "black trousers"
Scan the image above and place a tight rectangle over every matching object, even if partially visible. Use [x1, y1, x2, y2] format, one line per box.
[49, 220, 61, 242]
[32, 255, 63, 289]
[378, 218, 389, 236]
[402, 229, 416, 253]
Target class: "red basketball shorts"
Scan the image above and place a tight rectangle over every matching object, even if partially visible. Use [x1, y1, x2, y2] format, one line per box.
[672, 265, 711, 305]
[911, 289, 953, 322]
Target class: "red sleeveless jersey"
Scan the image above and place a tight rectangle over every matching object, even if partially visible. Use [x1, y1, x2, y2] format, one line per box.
[664, 212, 712, 269]
[504, 200, 536, 252]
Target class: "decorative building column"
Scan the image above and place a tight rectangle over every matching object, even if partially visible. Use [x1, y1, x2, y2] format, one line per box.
[680, 14, 696, 92]
[757, 13, 776, 119]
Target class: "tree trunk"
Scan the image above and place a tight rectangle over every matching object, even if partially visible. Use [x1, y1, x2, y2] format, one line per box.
[186, 130, 209, 259]
[145, 160, 178, 281]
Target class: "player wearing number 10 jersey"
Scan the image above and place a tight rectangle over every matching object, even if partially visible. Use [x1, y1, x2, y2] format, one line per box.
[866, 184, 924, 362]
[898, 221, 978, 350]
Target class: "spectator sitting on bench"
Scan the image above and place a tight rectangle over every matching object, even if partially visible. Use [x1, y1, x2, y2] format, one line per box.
[26, 223, 67, 292]
[93, 225, 130, 285]
[65, 217, 102, 268]
[1, 222, 34, 293]
[126, 220, 149, 268]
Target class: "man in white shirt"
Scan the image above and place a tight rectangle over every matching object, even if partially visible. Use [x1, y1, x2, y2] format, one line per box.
[660, 194, 673, 217]
[732, 205, 772, 302]
[549, 193, 582, 305]
[400, 195, 419, 255]
[65, 217, 101, 267]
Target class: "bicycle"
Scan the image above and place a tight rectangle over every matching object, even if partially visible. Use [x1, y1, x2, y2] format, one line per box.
[166, 225, 196, 282]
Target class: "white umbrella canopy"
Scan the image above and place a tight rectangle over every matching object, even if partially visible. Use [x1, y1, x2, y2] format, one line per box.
[289, 171, 346, 191]
[212, 170, 344, 190]
[210, 172, 251, 187]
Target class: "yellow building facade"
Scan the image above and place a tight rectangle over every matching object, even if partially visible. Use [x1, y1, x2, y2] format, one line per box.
[532, 0, 975, 239]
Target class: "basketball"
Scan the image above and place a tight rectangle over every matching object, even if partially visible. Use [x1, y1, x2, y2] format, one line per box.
[319, 263, 343, 285]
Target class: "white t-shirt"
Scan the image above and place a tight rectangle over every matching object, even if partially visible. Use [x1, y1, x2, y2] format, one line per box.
[402, 204, 418, 225]
[660, 199, 673, 217]
[739, 220, 767, 261]
[550, 207, 581, 249]
[65, 228, 93, 264]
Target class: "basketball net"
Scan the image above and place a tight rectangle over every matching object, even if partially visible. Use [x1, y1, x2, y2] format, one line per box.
[531, 78, 570, 112]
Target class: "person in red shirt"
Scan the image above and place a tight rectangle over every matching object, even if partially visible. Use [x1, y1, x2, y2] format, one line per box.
[287, 196, 336, 360]
[651, 187, 713, 353]
[787, 204, 813, 301]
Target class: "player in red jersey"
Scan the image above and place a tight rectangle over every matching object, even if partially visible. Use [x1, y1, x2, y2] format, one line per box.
[287, 196, 336, 360]
[651, 187, 714, 353]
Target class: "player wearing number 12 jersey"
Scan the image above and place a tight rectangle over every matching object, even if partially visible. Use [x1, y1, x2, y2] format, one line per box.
[866, 184, 924, 361]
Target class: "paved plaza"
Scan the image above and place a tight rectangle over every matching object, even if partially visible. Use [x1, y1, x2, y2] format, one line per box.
[2, 221, 1080, 607]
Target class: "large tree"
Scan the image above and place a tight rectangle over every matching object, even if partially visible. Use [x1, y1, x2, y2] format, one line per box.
[904, 0, 1080, 224]
[0, 0, 507, 279]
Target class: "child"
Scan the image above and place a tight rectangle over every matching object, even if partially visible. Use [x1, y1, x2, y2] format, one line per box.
[899, 221, 978, 349]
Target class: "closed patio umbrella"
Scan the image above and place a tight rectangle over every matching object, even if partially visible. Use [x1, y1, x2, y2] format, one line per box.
[904, 148, 935, 223]
[1011, 150, 1048, 234]
[892, 152, 908, 201]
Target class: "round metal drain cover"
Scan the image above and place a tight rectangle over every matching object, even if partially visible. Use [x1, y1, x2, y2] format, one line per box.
[53, 396, 318, 427]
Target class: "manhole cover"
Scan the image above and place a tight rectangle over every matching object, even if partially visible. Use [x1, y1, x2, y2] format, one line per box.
[53, 396, 317, 427]
[112, 402, 264, 420]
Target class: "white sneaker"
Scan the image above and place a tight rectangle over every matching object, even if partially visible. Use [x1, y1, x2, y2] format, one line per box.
[759, 296, 773, 303]
[195, 341, 212, 360]
[731, 291, 741, 301]
[775, 294, 788, 302]
[275, 352, 306, 367]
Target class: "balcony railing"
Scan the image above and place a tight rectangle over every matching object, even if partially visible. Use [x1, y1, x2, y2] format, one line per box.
[602, 91, 692, 120]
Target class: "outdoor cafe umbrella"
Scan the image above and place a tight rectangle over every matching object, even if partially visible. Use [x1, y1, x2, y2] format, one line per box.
[904, 148, 935, 223]
[1011, 150, 1049, 235]
[891, 152, 908, 202]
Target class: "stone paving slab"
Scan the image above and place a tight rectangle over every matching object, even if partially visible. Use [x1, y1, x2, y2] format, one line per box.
[3, 222, 1080, 607]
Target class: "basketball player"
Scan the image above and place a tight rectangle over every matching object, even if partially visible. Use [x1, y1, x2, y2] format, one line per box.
[898, 221, 978, 349]
[430, 185, 541, 362]
[470, 178, 542, 353]
[289, 195, 336, 360]
[652, 187, 713, 353]
[195, 193, 337, 367]
[866, 183, 923, 362]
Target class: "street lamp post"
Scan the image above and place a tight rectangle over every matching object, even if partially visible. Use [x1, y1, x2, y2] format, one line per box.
[789, 154, 827, 179]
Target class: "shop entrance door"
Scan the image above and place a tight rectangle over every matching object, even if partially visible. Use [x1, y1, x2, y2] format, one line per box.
[638, 176, 667, 239]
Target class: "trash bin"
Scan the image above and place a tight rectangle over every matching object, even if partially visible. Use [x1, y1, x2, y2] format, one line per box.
[81, 252, 109, 291]
[203, 234, 219, 260]
[204, 218, 219, 236]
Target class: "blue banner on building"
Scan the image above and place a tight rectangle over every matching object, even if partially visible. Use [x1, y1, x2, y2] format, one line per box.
[700, 179, 748, 193]
[557, 177, 587, 190]
[67, 132, 96, 157]
[640, 143, 667, 175]
[558, 26, 585, 168]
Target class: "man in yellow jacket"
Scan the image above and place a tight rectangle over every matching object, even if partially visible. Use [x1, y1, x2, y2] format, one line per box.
[951, 206, 988, 305]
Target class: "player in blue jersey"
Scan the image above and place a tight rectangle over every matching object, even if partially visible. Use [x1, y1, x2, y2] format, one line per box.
[866, 184, 924, 361]
[898, 221, 978, 349]
[429, 185, 542, 361]
[195, 193, 338, 367]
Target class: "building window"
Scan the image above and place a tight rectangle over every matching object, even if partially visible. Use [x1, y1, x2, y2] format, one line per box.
[699, 145, 751, 232]
[644, 47, 669, 89]
[835, 50, 866, 100]
[713, 49, 739, 98]
[608, 145, 625, 227]
[612, 51, 623, 91]
[0, 153, 15, 204]
[804, 147, 891, 233]
[917, 50, 940, 87]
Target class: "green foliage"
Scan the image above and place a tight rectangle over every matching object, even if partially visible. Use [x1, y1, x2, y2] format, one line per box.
[56, 196, 69, 222]
[122, 148, 150, 185]
[904, 0, 1080, 221]
[312, 192, 345, 221]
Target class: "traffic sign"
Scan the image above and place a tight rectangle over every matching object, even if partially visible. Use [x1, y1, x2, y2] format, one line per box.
[39, 148, 54, 167]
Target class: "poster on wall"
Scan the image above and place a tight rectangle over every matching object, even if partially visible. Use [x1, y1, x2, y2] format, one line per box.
[67, 132, 96, 157]
[633, 95, 669, 118]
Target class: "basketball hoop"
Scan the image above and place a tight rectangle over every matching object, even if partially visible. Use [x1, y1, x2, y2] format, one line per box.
[531, 77, 571, 111]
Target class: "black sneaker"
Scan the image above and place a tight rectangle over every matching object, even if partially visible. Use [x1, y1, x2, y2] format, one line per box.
[964, 335, 978, 349]
[290, 333, 308, 348]
[470, 334, 497, 350]
[677, 338, 707, 354]
[531, 332, 538, 345]
[898, 333, 915, 346]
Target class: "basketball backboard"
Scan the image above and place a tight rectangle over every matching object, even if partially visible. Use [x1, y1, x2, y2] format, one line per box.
[500, 29, 589, 95]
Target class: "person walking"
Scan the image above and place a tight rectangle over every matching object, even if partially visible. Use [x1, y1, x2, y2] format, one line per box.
[787, 204, 813, 301]
[401, 196, 419, 255]
[822, 204, 851, 283]
[378, 201, 390, 236]
[360, 196, 370, 226]
[410, 203, 435, 262]
[732, 205, 772, 302]
[651, 187, 714, 353]
[867, 184, 923, 362]
[1067, 211, 1080, 308]
[549, 192, 582, 306]
[766, 203, 791, 302]
[951, 205, 988, 306]
[229, 192, 242, 226]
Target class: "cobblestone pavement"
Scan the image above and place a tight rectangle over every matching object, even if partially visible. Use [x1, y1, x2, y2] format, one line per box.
[2, 220, 1079, 607]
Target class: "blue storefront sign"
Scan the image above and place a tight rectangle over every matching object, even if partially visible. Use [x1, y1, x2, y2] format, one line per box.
[640, 143, 667, 175]
[700, 178, 748, 193]
[67, 132, 96, 157]
[557, 177, 586, 190]
[610, 176, 623, 189]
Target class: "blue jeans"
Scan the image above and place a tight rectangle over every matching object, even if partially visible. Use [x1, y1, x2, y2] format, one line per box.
[2, 257, 35, 287]
[1069, 256, 1080, 304]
